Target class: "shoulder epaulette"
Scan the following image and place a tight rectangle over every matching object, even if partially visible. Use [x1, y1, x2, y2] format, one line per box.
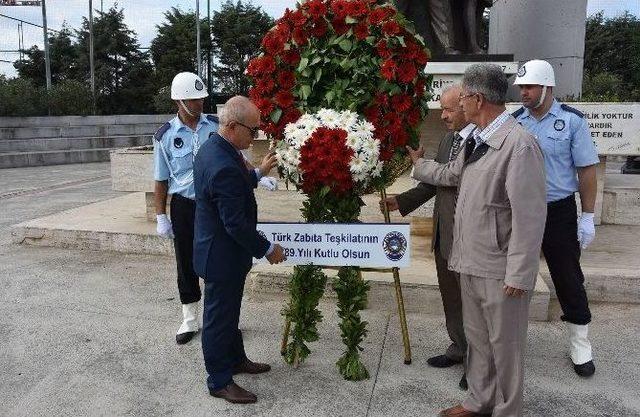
[154, 122, 171, 142]
[206, 114, 219, 124]
[511, 107, 525, 118]
[560, 104, 584, 118]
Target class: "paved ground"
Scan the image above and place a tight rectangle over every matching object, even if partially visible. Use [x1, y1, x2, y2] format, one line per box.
[1, 163, 639, 416]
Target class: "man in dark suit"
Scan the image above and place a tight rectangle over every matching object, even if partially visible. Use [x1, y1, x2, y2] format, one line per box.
[193, 96, 286, 404]
[380, 85, 474, 390]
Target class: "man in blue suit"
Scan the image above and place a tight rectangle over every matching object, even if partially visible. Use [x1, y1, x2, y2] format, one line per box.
[193, 96, 286, 404]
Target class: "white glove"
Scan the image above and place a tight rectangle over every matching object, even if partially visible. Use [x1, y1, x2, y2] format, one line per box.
[156, 214, 175, 239]
[577, 212, 595, 249]
[258, 176, 278, 191]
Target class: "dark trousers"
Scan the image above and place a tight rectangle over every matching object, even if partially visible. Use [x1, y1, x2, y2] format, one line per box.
[202, 277, 247, 391]
[434, 245, 467, 362]
[542, 195, 591, 325]
[170, 194, 201, 305]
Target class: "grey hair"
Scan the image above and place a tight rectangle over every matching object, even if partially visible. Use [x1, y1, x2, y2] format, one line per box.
[218, 95, 256, 125]
[462, 64, 508, 105]
[441, 83, 462, 96]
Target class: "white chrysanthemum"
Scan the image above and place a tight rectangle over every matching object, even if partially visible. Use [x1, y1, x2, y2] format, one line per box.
[279, 109, 383, 189]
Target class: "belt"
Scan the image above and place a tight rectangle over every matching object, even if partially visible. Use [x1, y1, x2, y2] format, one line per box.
[172, 193, 195, 204]
[547, 194, 575, 208]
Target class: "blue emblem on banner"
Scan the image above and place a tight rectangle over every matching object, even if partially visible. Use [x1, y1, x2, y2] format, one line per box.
[383, 231, 407, 261]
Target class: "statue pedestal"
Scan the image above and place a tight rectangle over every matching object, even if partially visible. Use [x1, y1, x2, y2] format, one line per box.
[425, 56, 518, 110]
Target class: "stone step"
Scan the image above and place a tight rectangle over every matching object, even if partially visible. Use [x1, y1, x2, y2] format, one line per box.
[0, 114, 172, 128]
[0, 148, 114, 168]
[0, 123, 162, 140]
[0, 135, 152, 153]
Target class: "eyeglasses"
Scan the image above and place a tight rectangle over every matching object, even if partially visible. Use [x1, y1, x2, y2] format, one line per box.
[459, 92, 479, 100]
[235, 121, 260, 138]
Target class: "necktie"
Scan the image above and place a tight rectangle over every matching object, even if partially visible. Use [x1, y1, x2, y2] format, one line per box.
[449, 133, 463, 162]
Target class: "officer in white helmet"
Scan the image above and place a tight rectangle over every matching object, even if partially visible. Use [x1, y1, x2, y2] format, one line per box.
[153, 72, 278, 344]
[512, 60, 599, 377]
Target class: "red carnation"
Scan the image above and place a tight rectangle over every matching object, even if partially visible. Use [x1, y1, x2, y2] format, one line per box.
[331, 17, 349, 35]
[354, 22, 369, 40]
[254, 97, 275, 116]
[380, 59, 397, 81]
[299, 127, 354, 195]
[331, 0, 350, 19]
[397, 62, 418, 83]
[374, 93, 389, 107]
[416, 49, 429, 66]
[383, 112, 402, 130]
[391, 93, 412, 112]
[407, 107, 421, 126]
[382, 20, 401, 36]
[376, 40, 392, 59]
[246, 55, 276, 76]
[347, 1, 368, 17]
[277, 71, 296, 89]
[305, 0, 327, 18]
[309, 18, 328, 38]
[369, 7, 393, 25]
[364, 105, 381, 124]
[256, 78, 275, 94]
[292, 27, 308, 46]
[274, 91, 295, 109]
[262, 29, 287, 55]
[280, 49, 301, 66]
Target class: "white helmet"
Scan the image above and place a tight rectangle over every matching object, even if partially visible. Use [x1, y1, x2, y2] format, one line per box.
[171, 72, 208, 100]
[513, 59, 556, 87]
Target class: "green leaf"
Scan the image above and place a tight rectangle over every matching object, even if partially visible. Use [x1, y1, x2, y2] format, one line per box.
[345, 16, 358, 24]
[325, 90, 335, 104]
[338, 38, 353, 52]
[270, 107, 282, 124]
[310, 56, 322, 66]
[300, 84, 312, 100]
[298, 57, 309, 72]
[315, 67, 323, 83]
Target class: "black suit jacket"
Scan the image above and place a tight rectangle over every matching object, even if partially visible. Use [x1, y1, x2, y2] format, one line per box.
[193, 133, 270, 282]
[396, 131, 462, 260]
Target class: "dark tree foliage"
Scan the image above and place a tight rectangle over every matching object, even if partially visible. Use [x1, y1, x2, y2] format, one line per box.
[210, 0, 273, 95]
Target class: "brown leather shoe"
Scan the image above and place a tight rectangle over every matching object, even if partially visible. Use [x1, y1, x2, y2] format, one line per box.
[233, 359, 271, 375]
[438, 404, 487, 417]
[209, 382, 257, 404]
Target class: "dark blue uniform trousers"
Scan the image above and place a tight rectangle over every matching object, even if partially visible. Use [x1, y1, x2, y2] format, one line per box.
[201, 274, 248, 391]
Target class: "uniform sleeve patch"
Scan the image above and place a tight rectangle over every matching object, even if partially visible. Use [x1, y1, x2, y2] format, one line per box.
[511, 107, 525, 118]
[560, 104, 584, 118]
[154, 122, 171, 142]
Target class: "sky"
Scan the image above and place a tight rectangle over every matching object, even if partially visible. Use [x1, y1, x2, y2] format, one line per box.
[1, 0, 639, 76]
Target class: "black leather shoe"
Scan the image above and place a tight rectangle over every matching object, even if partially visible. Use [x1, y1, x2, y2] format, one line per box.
[459, 373, 468, 390]
[209, 382, 257, 404]
[176, 331, 196, 345]
[233, 359, 271, 375]
[427, 354, 462, 368]
[574, 360, 595, 377]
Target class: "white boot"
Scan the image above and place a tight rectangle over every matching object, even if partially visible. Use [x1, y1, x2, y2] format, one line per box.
[567, 323, 595, 377]
[567, 323, 592, 364]
[176, 302, 199, 344]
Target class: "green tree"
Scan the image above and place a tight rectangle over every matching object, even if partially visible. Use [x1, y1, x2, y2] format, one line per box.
[75, 6, 155, 114]
[150, 7, 212, 92]
[47, 80, 93, 116]
[583, 12, 640, 101]
[0, 75, 46, 116]
[210, 0, 273, 95]
[13, 26, 80, 87]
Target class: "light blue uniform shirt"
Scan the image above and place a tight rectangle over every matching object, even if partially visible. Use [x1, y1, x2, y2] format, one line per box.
[514, 100, 599, 203]
[153, 113, 219, 200]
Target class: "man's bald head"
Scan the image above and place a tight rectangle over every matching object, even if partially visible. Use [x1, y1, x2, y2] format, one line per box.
[218, 95, 261, 150]
[219, 95, 259, 127]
